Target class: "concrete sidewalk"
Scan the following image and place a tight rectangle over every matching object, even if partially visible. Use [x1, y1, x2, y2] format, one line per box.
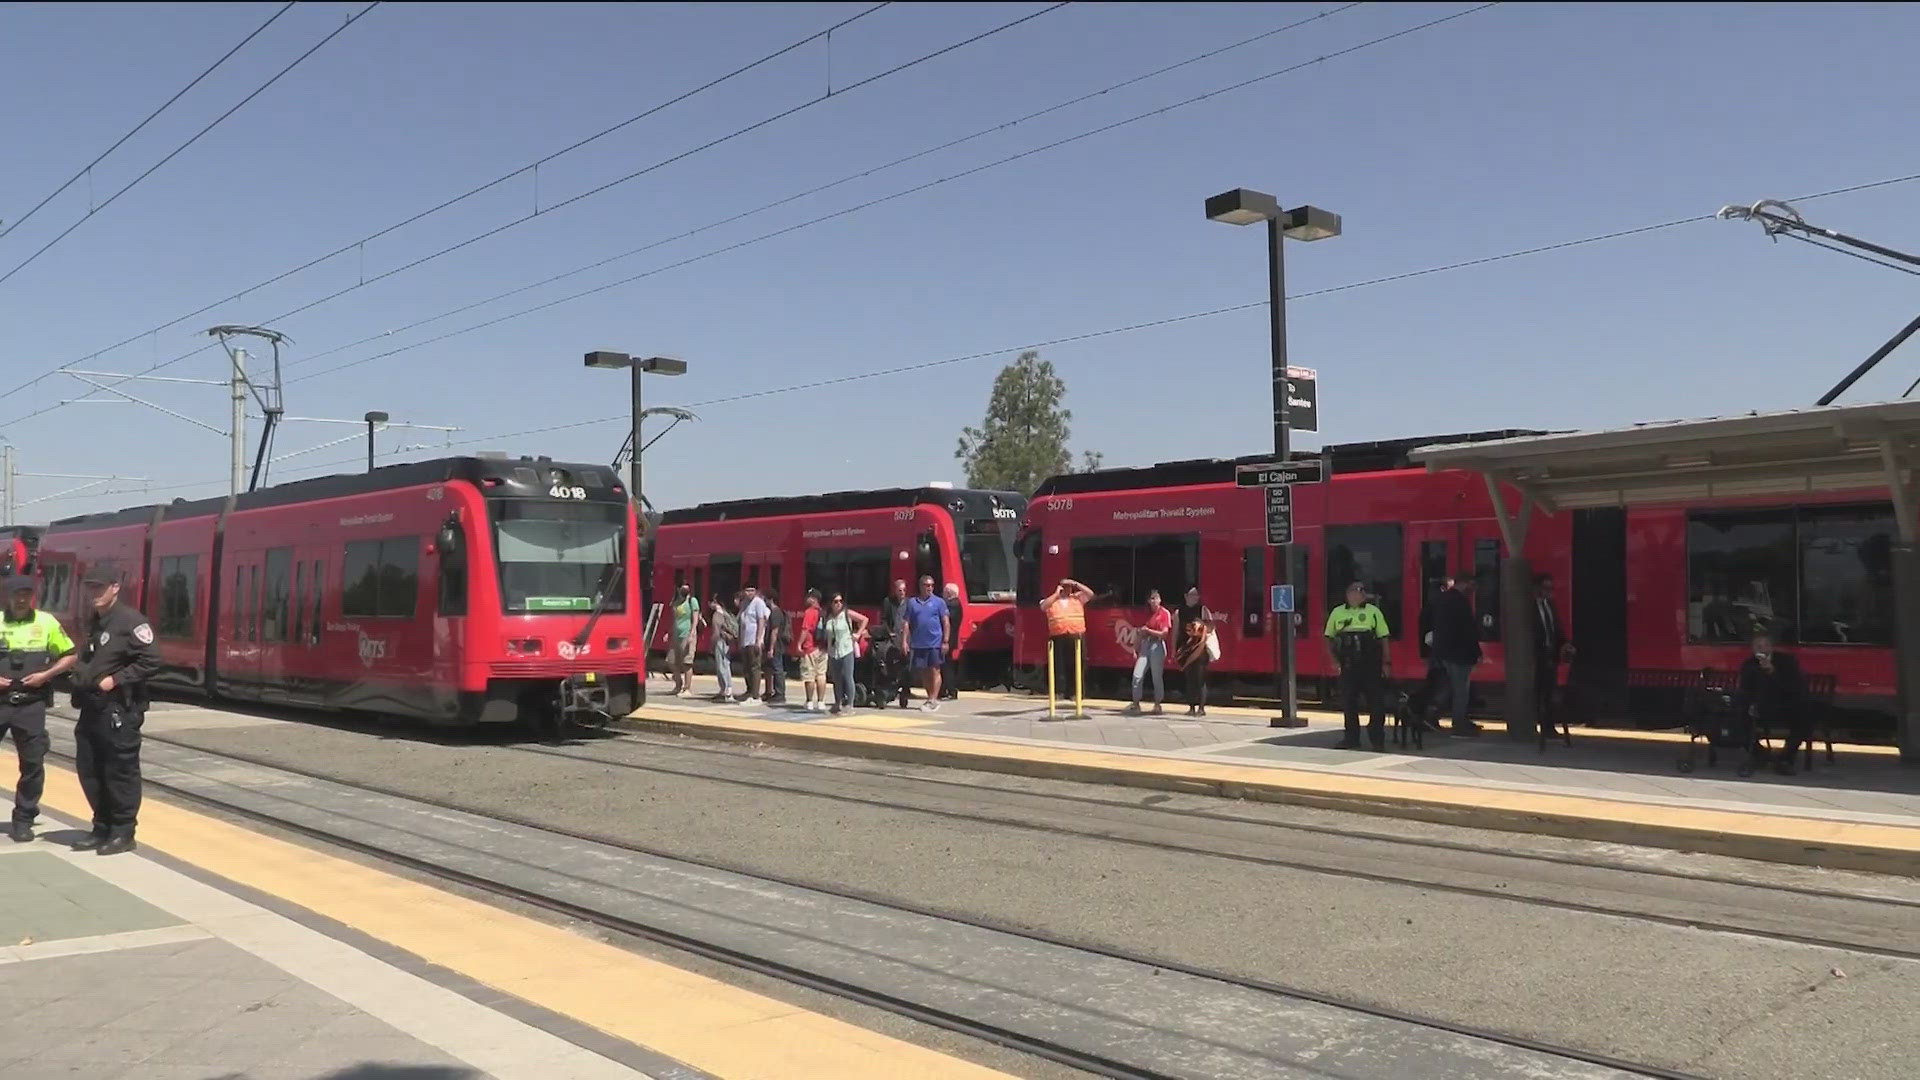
[0, 818, 648, 1080]
[626, 688, 1920, 876]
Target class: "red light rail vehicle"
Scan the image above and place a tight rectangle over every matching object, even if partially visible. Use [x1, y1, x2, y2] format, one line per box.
[35, 455, 645, 730]
[1016, 430, 1898, 730]
[650, 485, 1025, 686]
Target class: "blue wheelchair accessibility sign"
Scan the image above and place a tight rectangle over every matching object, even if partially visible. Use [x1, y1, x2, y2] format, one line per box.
[1269, 584, 1294, 614]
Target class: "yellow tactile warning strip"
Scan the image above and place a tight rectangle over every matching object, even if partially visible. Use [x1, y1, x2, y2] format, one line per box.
[35, 766, 1012, 1080]
[627, 704, 1920, 877]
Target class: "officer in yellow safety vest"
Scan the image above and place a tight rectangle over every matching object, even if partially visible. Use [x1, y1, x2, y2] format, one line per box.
[1324, 580, 1391, 752]
[0, 575, 77, 842]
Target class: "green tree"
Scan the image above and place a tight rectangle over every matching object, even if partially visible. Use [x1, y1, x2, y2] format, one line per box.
[956, 350, 1103, 492]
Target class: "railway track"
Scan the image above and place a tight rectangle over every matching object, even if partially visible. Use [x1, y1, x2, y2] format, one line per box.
[270, 722, 1920, 962]
[51, 727, 1707, 1080]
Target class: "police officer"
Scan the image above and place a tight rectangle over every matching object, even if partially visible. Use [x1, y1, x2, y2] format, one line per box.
[1324, 580, 1392, 751]
[70, 561, 159, 855]
[0, 575, 76, 842]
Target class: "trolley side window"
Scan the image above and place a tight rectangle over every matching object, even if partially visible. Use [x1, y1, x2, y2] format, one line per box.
[1015, 529, 1043, 604]
[343, 537, 421, 619]
[1324, 524, 1404, 638]
[1474, 538, 1502, 642]
[1069, 533, 1197, 606]
[263, 548, 292, 642]
[156, 555, 198, 639]
[308, 560, 324, 645]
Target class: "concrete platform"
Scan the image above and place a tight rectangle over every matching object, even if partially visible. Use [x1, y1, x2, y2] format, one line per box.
[1, 757, 1017, 1080]
[0, 833, 637, 1080]
[625, 689, 1920, 876]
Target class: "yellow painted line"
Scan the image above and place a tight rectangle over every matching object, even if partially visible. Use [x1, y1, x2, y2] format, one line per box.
[35, 766, 1010, 1080]
[624, 708, 1920, 876]
[821, 715, 940, 731]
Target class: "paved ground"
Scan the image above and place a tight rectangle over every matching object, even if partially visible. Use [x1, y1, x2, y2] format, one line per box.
[0, 836, 644, 1080]
[655, 685, 1920, 825]
[141, 701, 1920, 1080]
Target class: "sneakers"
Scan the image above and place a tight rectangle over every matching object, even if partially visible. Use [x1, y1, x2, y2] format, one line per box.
[9, 821, 32, 844]
[920, 701, 939, 713]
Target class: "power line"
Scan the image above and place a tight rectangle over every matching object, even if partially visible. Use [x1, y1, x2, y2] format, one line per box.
[0, 2, 893, 408]
[35, 160, 1920, 512]
[0, 3, 381, 290]
[283, 2, 1483, 385]
[0, 2, 1056, 418]
[0, 3, 295, 244]
[279, 2, 1368, 374]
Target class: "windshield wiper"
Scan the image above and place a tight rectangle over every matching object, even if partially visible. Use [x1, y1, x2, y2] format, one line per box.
[571, 562, 625, 650]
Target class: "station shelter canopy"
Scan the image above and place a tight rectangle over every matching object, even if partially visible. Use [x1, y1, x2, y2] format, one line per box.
[1409, 399, 1920, 761]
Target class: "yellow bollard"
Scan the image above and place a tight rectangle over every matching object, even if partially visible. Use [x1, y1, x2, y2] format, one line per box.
[1074, 637, 1085, 719]
[1046, 637, 1057, 720]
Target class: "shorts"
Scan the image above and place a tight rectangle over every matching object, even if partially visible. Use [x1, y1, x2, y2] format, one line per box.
[669, 639, 694, 670]
[799, 651, 828, 681]
[910, 647, 943, 671]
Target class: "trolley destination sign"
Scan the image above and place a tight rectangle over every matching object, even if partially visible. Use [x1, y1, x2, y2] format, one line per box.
[1235, 458, 1326, 488]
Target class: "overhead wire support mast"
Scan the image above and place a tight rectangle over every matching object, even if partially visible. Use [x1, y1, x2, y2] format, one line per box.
[1718, 199, 1920, 405]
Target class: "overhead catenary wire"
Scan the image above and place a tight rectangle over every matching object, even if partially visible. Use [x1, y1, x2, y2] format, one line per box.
[58, 163, 1920, 512]
[0, 2, 382, 290]
[284, 1, 1489, 385]
[0, 2, 894, 407]
[0, 2, 1059, 421]
[0, 2, 296, 244]
[280, 2, 1370, 374]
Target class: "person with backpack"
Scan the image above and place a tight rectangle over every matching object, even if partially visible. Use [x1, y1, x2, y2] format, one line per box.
[796, 589, 827, 712]
[1324, 581, 1391, 751]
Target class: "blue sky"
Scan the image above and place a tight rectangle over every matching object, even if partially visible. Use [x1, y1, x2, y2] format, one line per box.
[2, 2, 1917, 519]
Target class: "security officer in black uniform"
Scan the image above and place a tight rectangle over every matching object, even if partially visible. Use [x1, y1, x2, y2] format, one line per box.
[0, 574, 76, 842]
[70, 560, 159, 855]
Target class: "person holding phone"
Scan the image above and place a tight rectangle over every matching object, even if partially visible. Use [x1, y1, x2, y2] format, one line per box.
[1734, 628, 1808, 775]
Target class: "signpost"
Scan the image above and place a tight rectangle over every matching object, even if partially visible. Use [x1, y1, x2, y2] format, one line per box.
[1243, 453, 1324, 728]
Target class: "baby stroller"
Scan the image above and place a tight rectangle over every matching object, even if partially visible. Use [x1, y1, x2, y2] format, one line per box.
[856, 628, 909, 708]
[1678, 670, 1757, 776]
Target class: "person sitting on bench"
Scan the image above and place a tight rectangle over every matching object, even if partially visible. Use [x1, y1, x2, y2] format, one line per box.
[1734, 628, 1809, 775]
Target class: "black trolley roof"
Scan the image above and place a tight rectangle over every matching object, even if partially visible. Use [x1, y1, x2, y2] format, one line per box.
[662, 486, 1027, 525]
[1030, 430, 1553, 497]
[47, 456, 625, 531]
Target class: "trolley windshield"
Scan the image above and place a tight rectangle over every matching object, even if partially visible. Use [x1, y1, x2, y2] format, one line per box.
[957, 514, 1018, 603]
[490, 499, 627, 613]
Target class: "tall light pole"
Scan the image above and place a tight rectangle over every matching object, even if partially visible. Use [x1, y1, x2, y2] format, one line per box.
[363, 411, 388, 474]
[584, 351, 688, 519]
[1206, 188, 1340, 728]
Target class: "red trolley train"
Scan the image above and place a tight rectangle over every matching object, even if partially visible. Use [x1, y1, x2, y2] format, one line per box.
[1016, 432, 1897, 725]
[34, 456, 644, 728]
[650, 486, 1025, 685]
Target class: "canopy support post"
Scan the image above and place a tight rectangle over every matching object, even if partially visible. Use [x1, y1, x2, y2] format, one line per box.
[1486, 473, 1539, 739]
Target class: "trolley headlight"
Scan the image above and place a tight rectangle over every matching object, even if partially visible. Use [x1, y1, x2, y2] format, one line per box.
[507, 638, 543, 655]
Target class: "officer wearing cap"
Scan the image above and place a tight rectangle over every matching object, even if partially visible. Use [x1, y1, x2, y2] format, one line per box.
[69, 560, 159, 855]
[0, 574, 75, 842]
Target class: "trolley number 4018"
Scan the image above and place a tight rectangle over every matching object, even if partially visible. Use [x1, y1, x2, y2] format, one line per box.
[549, 484, 588, 500]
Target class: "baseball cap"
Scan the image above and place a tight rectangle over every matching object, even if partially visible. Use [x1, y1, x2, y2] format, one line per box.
[2, 574, 34, 594]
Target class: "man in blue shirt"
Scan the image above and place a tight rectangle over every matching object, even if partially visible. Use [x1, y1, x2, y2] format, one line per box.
[900, 575, 951, 712]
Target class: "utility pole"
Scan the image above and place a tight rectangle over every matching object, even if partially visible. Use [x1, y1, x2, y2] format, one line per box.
[230, 346, 248, 496]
